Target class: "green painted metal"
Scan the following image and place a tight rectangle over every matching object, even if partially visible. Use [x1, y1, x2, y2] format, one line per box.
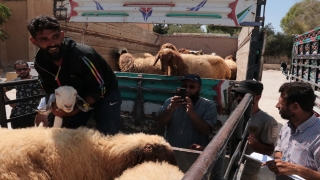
[165, 13, 222, 18]
[82, 12, 129, 16]
[115, 72, 220, 104]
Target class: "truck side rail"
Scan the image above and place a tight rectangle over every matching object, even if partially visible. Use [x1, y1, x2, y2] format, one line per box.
[0, 79, 45, 128]
[183, 94, 252, 180]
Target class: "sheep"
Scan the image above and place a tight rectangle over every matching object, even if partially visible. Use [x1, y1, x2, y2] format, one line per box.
[118, 52, 165, 75]
[37, 86, 91, 128]
[115, 161, 184, 180]
[178, 48, 204, 55]
[159, 43, 178, 52]
[0, 127, 177, 180]
[153, 48, 231, 79]
[224, 55, 237, 80]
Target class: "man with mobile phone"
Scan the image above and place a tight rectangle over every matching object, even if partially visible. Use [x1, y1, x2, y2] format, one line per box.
[155, 74, 217, 149]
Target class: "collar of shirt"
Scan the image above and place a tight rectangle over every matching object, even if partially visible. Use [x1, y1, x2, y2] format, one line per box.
[287, 114, 318, 134]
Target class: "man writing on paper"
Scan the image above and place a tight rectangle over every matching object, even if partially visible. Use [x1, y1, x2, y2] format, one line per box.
[266, 82, 320, 180]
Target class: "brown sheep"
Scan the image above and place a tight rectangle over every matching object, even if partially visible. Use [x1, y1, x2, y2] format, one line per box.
[224, 55, 237, 80]
[153, 48, 231, 79]
[118, 53, 164, 75]
[178, 48, 204, 55]
[0, 127, 177, 180]
[160, 43, 178, 52]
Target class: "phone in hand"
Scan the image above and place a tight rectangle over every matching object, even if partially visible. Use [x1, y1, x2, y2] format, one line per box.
[176, 87, 186, 101]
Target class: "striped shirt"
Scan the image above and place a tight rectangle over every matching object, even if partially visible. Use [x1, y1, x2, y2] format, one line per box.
[275, 114, 320, 172]
[157, 97, 217, 149]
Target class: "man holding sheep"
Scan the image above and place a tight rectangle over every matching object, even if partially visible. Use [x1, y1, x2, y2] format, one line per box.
[27, 15, 121, 135]
[156, 74, 217, 149]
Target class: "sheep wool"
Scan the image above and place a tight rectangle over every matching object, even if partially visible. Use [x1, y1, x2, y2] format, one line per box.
[115, 161, 184, 180]
[224, 55, 237, 80]
[0, 127, 177, 180]
[155, 49, 231, 79]
[119, 53, 164, 75]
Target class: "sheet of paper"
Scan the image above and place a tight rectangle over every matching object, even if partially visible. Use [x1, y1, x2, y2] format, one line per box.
[244, 152, 305, 180]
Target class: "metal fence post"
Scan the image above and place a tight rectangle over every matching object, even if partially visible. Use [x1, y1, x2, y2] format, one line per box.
[0, 87, 8, 128]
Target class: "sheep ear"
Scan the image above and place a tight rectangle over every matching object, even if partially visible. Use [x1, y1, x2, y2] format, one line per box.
[76, 95, 92, 112]
[153, 53, 160, 66]
[37, 93, 55, 115]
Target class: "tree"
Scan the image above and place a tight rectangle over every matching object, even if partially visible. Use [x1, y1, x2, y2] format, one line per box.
[0, 4, 11, 41]
[281, 0, 320, 35]
[166, 24, 204, 34]
[206, 25, 241, 36]
[153, 24, 168, 35]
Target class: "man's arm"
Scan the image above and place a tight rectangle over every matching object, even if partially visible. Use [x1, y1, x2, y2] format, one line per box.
[247, 134, 275, 156]
[266, 159, 320, 180]
[185, 97, 213, 134]
[156, 96, 184, 126]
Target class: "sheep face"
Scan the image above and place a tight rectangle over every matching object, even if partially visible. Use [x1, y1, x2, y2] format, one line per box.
[55, 86, 78, 113]
[160, 43, 178, 52]
[154, 48, 174, 73]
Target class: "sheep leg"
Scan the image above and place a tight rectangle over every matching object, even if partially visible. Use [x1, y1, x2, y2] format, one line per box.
[53, 116, 63, 128]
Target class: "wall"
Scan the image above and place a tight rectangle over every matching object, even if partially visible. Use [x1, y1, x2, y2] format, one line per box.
[264, 55, 290, 64]
[160, 35, 238, 58]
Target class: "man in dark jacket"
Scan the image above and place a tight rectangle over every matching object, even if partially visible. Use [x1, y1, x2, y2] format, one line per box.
[27, 15, 121, 135]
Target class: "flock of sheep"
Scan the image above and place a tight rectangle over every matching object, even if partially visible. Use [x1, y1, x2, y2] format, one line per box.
[118, 43, 237, 80]
[0, 127, 184, 179]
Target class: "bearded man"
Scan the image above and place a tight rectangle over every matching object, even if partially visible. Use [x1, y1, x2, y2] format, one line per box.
[4, 60, 42, 128]
[27, 15, 121, 135]
[156, 74, 217, 149]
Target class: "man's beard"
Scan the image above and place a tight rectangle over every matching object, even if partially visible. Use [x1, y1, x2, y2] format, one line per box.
[188, 91, 200, 104]
[19, 72, 30, 79]
[279, 109, 294, 120]
[41, 45, 63, 61]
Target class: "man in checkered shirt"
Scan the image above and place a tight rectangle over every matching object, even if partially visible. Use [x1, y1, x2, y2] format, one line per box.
[265, 82, 320, 179]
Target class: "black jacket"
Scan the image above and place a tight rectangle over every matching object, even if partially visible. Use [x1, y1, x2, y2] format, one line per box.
[35, 38, 118, 102]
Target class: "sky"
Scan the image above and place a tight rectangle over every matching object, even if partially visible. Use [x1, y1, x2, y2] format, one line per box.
[264, 0, 302, 32]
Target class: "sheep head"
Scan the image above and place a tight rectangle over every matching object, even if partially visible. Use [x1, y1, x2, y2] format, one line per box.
[37, 86, 92, 115]
[225, 55, 236, 62]
[153, 48, 175, 73]
[160, 43, 178, 52]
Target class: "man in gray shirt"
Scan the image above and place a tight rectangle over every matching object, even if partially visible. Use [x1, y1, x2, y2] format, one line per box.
[156, 74, 217, 149]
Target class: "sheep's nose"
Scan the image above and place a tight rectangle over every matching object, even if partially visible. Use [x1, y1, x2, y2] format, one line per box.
[64, 104, 72, 108]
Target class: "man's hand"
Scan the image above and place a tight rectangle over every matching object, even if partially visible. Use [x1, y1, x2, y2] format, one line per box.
[190, 143, 205, 151]
[51, 103, 80, 117]
[185, 96, 194, 114]
[265, 159, 297, 176]
[169, 96, 186, 110]
[34, 113, 49, 127]
[248, 134, 258, 146]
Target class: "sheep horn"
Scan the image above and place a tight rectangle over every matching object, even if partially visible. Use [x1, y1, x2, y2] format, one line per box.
[76, 95, 92, 112]
[37, 93, 55, 115]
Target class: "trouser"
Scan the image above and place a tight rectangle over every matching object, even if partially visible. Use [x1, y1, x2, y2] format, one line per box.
[10, 114, 35, 129]
[240, 158, 262, 180]
[66, 88, 122, 135]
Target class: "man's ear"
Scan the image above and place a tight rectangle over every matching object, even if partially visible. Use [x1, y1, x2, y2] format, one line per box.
[60, 31, 65, 39]
[292, 102, 300, 111]
[30, 37, 38, 46]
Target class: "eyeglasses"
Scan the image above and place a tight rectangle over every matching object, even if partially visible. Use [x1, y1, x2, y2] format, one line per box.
[15, 68, 29, 72]
[182, 84, 198, 89]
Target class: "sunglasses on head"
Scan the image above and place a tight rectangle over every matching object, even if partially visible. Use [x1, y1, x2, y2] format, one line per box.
[15, 68, 29, 72]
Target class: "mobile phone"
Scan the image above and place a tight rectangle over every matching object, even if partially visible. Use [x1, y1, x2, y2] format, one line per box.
[176, 87, 186, 100]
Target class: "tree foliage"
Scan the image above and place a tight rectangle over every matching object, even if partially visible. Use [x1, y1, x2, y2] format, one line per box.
[166, 24, 204, 34]
[153, 24, 168, 35]
[262, 23, 293, 58]
[281, 0, 320, 35]
[206, 25, 241, 36]
[0, 4, 11, 41]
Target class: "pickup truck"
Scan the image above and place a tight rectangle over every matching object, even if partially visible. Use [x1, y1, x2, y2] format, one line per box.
[0, 0, 266, 179]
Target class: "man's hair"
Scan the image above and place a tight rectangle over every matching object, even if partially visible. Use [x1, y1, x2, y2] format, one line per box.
[14, 60, 28, 69]
[279, 82, 315, 112]
[27, 15, 60, 38]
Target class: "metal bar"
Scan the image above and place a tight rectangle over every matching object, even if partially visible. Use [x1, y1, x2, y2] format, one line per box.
[7, 112, 38, 123]
[182, 94, 253, 180]
[0, 79, 38, 87]
[0, 87, 7, 128]
[4, 94, 45, 105]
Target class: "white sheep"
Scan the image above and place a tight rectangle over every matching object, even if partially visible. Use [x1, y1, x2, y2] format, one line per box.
[0, 127, 177, 180]
[153, 48, 231, 79]
[118, 53, 165, 75]
[115, 161, 184, 180]
[224, 55, 237, 80]
[37, 86, 91, 128]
